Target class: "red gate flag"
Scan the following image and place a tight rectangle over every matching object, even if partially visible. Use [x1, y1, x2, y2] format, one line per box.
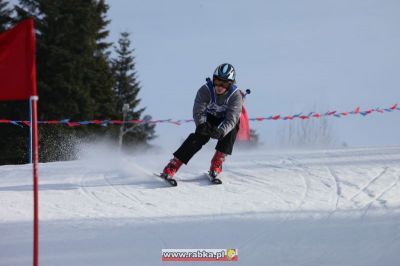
[237, 104, 250, 141]
[0, 18, 40, 266]
[0, 18, 37, 101]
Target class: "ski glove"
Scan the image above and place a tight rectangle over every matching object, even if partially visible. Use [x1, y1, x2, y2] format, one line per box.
[196, 122, 211, 136]
[209, 127, 224, 140]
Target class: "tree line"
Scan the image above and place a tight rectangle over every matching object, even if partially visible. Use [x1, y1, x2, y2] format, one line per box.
[0, 0, 155, 164]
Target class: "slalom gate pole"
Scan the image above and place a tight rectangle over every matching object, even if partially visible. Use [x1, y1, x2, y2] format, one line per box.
[29, 98, 33, 163]
[30, 96, 39, 266]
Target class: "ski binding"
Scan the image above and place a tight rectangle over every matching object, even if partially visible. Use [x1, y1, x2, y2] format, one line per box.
[155, 173, 178, 186]
[207, 171, 222, 185]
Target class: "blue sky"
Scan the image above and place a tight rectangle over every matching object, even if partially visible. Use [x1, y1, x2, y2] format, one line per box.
[8, 0, 400, 147]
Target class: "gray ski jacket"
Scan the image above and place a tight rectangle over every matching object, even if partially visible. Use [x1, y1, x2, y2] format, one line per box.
[193, 84, 243, 137]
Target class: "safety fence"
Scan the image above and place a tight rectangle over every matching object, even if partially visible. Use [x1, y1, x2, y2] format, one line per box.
[0, 103, 398, 127]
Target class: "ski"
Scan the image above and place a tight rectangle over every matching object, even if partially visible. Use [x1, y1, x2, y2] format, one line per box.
[206, 171, 222, 185]
[154, 172, 221, 186]
[154, 173, 178, 186]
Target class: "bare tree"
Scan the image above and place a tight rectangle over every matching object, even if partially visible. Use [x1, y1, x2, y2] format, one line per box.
[278, 110, 337, 148]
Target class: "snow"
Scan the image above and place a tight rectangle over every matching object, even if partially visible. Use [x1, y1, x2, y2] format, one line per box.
[1, 145, 400, 265]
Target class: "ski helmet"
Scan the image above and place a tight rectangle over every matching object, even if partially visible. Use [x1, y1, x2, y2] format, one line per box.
[213, 63, 236, 82]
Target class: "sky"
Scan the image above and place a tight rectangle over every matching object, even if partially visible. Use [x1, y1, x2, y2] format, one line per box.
[9, 0, 400, 148]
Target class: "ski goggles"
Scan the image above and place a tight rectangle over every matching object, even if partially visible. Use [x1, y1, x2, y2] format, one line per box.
[213, 78, 231, 89]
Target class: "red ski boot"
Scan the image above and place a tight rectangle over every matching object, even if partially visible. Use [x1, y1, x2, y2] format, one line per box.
[161, 157, 183, 185]
[209, 151, 226, 184]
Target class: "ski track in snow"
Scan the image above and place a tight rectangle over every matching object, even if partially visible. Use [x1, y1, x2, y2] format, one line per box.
[285, 157, 311, 210]
[327, 167, 341, 213]
[362, 172, 400, 217]
[350, 167, 388, 201]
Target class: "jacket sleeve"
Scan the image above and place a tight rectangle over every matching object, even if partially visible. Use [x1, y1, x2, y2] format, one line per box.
[218, 90, 243, 136]
[193, 85, 210, 126]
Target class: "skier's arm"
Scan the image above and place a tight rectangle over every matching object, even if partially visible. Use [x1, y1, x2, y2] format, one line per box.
[193, 85, 210, 126]
[218, 91, 243, 136]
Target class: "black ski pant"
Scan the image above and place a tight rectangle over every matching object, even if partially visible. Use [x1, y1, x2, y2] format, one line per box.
[173, 122, 240, 165]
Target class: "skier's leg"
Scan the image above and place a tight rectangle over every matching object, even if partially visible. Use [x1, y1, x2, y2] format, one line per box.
[209, 150, 226, 177]
[161, 130, 210, 179]
[173, 132, 210, 164]
[209, 123, 239, 178]
[215, 122, 240, 155]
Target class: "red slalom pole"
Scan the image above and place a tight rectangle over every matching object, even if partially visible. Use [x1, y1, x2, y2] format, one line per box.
[31, 96, 39, 266]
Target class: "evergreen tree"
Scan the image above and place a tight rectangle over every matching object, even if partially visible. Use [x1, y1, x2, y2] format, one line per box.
[2, 0, 119, 163]
[14, 0, 40, 17]
[112, 32, 155, 148]
[15, 0, 116, 121]
[89, 0, 116, 119]
[0, 0, 12, 31]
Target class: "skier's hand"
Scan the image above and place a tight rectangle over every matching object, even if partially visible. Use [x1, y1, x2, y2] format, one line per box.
[209, 127, 224, 140]
[196, 123, 210, 136]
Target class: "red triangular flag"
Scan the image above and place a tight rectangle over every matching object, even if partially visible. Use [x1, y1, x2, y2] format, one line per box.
[237, 104, 250, 141]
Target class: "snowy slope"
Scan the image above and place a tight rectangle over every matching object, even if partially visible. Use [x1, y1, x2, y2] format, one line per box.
[1, 146, 400, 265]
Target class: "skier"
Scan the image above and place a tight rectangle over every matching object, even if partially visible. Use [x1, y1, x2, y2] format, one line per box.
[160, 63, 243, 184]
